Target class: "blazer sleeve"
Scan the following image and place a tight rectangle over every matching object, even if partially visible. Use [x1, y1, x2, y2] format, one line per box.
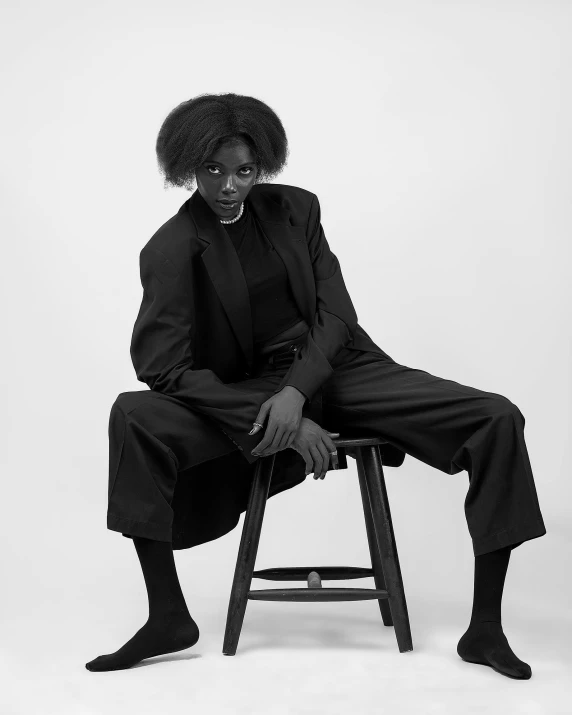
[273, 193, 358, 402]
[130, 245, 266, 464]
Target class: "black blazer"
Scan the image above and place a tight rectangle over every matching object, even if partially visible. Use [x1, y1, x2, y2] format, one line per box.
[129, 184, 405, 548]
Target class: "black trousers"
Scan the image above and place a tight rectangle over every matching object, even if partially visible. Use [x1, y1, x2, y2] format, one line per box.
[106, 346, 546, 557]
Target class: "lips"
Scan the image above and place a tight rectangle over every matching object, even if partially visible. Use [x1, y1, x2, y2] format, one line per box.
[218, 200, 238, 207]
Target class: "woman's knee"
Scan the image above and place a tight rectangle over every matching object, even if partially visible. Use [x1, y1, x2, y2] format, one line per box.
[111, 390, 156, 417]
[109, 391, 180, 467]
[484, 393, 525, 426]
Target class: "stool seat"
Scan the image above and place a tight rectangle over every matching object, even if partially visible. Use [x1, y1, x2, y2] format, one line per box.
[222, 435, 413, 655]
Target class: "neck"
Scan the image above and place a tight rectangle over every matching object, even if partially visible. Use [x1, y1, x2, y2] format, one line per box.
[219, 201, 245, 224]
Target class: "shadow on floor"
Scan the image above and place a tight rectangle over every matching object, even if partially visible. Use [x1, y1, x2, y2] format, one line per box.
[230, 607, 418, 655]
[131, 653, 203, 669]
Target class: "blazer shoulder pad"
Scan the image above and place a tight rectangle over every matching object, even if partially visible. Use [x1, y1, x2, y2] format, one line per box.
[256, 182, 315, 203]
[140, 207, 193, 262]
[254, 183, 317, 224]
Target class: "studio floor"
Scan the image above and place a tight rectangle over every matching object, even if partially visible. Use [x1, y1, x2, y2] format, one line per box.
[5, 591, 570, 715]
[5, 447, 571, 715]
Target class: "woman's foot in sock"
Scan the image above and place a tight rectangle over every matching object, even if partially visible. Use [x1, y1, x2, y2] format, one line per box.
[457, 620, 531, 679]
[85, 607, 200, 672]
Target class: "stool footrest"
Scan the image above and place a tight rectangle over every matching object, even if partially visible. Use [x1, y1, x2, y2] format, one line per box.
[252, 566, 374, 581]
[248, 588, 389, 602]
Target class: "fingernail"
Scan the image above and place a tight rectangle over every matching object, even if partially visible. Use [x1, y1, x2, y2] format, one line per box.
[249, 428, 256, 435]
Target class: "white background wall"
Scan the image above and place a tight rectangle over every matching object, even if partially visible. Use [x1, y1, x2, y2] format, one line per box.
[2, 1, 570, 713]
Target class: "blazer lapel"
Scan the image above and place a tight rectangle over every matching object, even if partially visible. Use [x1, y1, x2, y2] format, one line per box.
[187, 187, 316, 371]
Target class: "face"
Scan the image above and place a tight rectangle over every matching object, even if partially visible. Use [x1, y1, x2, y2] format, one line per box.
[195, 140, 258, 220]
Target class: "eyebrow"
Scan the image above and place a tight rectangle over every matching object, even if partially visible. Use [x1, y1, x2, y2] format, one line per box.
[204, 161, 254, 167]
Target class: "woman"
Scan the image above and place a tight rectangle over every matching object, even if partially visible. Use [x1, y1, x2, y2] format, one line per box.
[86, 93, 546, 677]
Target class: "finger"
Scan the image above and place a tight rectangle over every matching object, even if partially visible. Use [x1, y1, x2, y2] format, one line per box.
[324, 437, 339, 470]
[249, 404, 270, 435]
[266, 426, 286, 456]
[252, 422, 277, 455]
[316, 442, 330, 479]
[276, 428, 292, 452]
[330, 449, 339, 470]
[309, 446, 322, 480]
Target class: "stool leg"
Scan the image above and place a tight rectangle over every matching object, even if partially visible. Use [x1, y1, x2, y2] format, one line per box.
[358, 446, 413, 653]
[223, 455, 275, 655]
[357, 464, 393, 627]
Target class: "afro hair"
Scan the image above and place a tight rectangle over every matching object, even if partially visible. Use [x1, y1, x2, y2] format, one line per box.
[156, 92, 289, 190]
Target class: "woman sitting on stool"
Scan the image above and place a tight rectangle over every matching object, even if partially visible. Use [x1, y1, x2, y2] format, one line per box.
[86, 93, 546, 679]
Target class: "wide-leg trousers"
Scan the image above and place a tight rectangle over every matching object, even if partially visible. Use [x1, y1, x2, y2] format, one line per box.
[106, 346, 546, 557]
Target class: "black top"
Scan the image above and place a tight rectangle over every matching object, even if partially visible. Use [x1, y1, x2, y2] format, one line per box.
[222, 199, 302, 352]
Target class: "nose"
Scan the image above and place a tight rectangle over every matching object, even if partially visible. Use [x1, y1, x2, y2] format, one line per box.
[222, 174, 238, 195]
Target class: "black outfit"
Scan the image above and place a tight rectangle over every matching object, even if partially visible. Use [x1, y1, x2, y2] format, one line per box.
[106, 185, 546, 556]
[223, 200, 302, 350]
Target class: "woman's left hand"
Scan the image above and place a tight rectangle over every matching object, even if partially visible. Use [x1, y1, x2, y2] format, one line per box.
[250, 387, 306, 457]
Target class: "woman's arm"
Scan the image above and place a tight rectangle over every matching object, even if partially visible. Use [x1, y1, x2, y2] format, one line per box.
[130, 245, 265, 463]
[272, 193, 359, 402]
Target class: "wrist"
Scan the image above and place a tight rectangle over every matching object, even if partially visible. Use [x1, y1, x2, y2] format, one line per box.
[281, 385, 307, 403]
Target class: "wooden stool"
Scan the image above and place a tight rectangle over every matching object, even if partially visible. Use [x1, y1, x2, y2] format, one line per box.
[222, 437, 413, 655]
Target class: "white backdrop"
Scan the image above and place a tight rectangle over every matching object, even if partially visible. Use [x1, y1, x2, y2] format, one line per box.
[2, 1, 570, 713]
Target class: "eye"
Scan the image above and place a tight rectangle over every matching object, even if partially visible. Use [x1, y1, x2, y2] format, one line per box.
[204, 165, 254, 177]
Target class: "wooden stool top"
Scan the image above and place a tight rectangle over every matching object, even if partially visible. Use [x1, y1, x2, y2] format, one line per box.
[331, 436, 388, 448]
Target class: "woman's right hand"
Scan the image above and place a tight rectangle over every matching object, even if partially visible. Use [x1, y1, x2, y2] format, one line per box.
[289, 417, 340, 480]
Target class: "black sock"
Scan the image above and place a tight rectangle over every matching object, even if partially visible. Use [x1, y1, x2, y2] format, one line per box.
[457, 546, 531, 679]
[470, 544, 511, 624]
[85, 537, 199, 672]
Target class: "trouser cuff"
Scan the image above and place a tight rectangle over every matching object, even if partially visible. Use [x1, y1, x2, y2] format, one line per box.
[472, 517, 546, 556]
[107, 512, 172, 543]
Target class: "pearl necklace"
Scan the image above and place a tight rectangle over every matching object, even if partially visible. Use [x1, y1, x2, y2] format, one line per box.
[219, 201, 244, 224]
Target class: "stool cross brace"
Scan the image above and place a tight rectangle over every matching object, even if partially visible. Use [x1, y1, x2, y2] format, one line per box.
[222, 438, 413, 655]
